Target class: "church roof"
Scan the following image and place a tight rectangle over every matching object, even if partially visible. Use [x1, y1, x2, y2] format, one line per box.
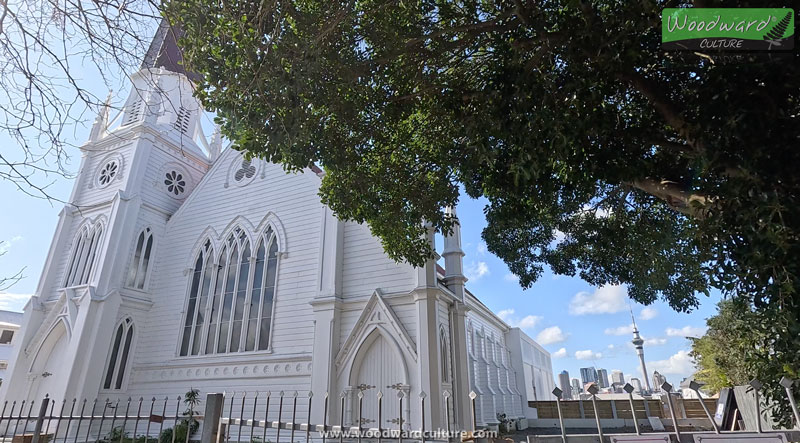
[141, 18, 202, 82]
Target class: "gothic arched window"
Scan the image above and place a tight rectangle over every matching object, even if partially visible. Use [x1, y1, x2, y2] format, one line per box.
[64, 221, 104, 287]
[103, 318, 134, 390]
[179, 226, 279, 356]
[440, 328, 450, 382]
[180, 240, 214, 356]
[126, 228, 154, 290]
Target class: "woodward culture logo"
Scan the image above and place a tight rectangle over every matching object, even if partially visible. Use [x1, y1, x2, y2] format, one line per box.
[662, 8, 794, 50]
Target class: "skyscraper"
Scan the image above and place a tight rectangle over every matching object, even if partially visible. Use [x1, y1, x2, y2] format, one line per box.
[597, 369, 609, 388]
[631, 377, 644, 394]
[630, 308, 653, 393]
[571, 378, 581, 396]
[580, 367, 598, 386]
[611, 370, 625, 386]
[653, 371, 667, 391]
[558, 371, 572, 400]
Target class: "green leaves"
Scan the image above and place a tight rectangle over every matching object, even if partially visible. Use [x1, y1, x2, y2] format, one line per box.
[170, 0, 799, 408]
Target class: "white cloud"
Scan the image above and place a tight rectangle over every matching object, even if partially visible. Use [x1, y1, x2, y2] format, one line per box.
[640, 307, 658, 320]
[465, 261, 490, 281]
[575, 350, 603, 360]
[665, 326, 707, 338]
[496, 308, 541, 331]
[503, 273, 519, 283]
[536, 326, 568, 345]
[649, 350, 696, 375]
[0, 236, 22, 255]
[0, 292, 31, 310]
[552, 348, 567, 358]
[643, 337, 668, 346]
[550, 229, 567, 248]
[497, 309, 515, 322]
[604, 323, 634, 336]
[476, 242, 487, 255]
[518, 315, 542, 329]
[568, 285, 628, 315]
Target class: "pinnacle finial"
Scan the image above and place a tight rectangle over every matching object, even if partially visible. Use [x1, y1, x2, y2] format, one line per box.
[209, 124, 222, 161]
[89, 90, 113, 142]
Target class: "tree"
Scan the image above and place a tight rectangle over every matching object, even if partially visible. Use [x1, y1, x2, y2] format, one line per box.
[168, 0, 799, 312]
[167, 0, 800, 421]
[690, 299, 758, 394]
[0, 240, 25, 291]
[691, 299, 800, 427]
[0, 0, 162, 200]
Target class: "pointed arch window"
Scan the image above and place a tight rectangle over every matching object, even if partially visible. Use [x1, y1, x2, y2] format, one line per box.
[126, 228, 154, 290]
[103, 318, 134, 390]
[179, 226, 279, 356]
[440, 328, 450, 382]
[64, 221, 104, 287]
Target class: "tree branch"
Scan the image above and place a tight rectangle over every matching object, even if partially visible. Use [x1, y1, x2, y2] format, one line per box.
[627, 178, 712, 219]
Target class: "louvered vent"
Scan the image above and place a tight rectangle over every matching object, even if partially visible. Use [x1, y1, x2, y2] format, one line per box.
[173, 107, 191, 134]
[122, 99, 144, 126]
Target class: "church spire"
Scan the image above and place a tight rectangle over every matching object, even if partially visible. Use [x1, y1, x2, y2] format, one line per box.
[140, 18, 201, 82]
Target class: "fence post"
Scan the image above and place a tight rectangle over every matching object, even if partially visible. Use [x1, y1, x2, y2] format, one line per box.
[550, 388, 566, 443]
[587, 384, 604, 443]
[661, 382, 681, 442]
[750, 379, 764, 433]
[201, 393, 224, 443]
[689, 381, 719, 434]
[31, 396, 50, 443]
[623, 384, 640, 435]
[780, 377, 800, 430]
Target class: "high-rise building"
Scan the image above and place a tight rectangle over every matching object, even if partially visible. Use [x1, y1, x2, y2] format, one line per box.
[631, 377, 644, 394]
[630, 308, 653, 393]
[611, 370, 625, 386]
[653, 371, 667, 391]
[580, 367, 598, 386]
[597, 368, 609, 388]
[571, 378, 581, 396]
[558, 370, 572, 400]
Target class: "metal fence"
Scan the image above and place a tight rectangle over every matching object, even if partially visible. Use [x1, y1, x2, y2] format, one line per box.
[534, 378, 800, 442]
[0, 396, 200, 443]
[214, 390, 477, 443]
[0, 390, 481, 443]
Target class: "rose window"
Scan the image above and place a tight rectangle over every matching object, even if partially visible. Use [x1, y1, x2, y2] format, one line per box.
[164, 170, 186, 196]
[98, 161, 119, 186]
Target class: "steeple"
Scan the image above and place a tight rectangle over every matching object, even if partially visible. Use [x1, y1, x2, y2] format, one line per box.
[140, 18, 201, 82]
[630, 306, 653, 393]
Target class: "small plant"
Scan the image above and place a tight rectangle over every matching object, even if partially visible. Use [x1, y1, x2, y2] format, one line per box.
[159, 390, 201, 443]
[496, 412, 513, 435]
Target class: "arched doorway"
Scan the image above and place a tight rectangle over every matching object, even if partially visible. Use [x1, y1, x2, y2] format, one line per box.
[350, 329, 408, 431]
[29, 320, 69, 406]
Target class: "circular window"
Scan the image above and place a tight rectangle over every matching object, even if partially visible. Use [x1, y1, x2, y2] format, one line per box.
[164, 170, 186, 196]
[97, 160, 119, 187]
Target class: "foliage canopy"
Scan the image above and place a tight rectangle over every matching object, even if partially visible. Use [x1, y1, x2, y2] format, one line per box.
[168, 0, 799, 315]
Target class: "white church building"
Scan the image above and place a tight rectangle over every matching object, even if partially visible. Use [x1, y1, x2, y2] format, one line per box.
[0, 22, 554, 435]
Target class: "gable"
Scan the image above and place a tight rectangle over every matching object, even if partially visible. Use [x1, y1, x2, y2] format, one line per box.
[335, 289, 418, 372]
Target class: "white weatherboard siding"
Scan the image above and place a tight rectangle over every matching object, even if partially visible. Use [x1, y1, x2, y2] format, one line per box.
[0, 53, 551, 438]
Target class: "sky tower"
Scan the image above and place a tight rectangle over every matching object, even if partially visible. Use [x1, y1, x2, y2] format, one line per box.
[630, 307, 653, 393]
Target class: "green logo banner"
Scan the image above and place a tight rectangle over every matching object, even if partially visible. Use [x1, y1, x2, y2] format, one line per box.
[662, 8, 794, 50]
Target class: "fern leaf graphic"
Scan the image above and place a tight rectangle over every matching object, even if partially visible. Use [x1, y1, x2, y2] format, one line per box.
[763, 11, 792, 41]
